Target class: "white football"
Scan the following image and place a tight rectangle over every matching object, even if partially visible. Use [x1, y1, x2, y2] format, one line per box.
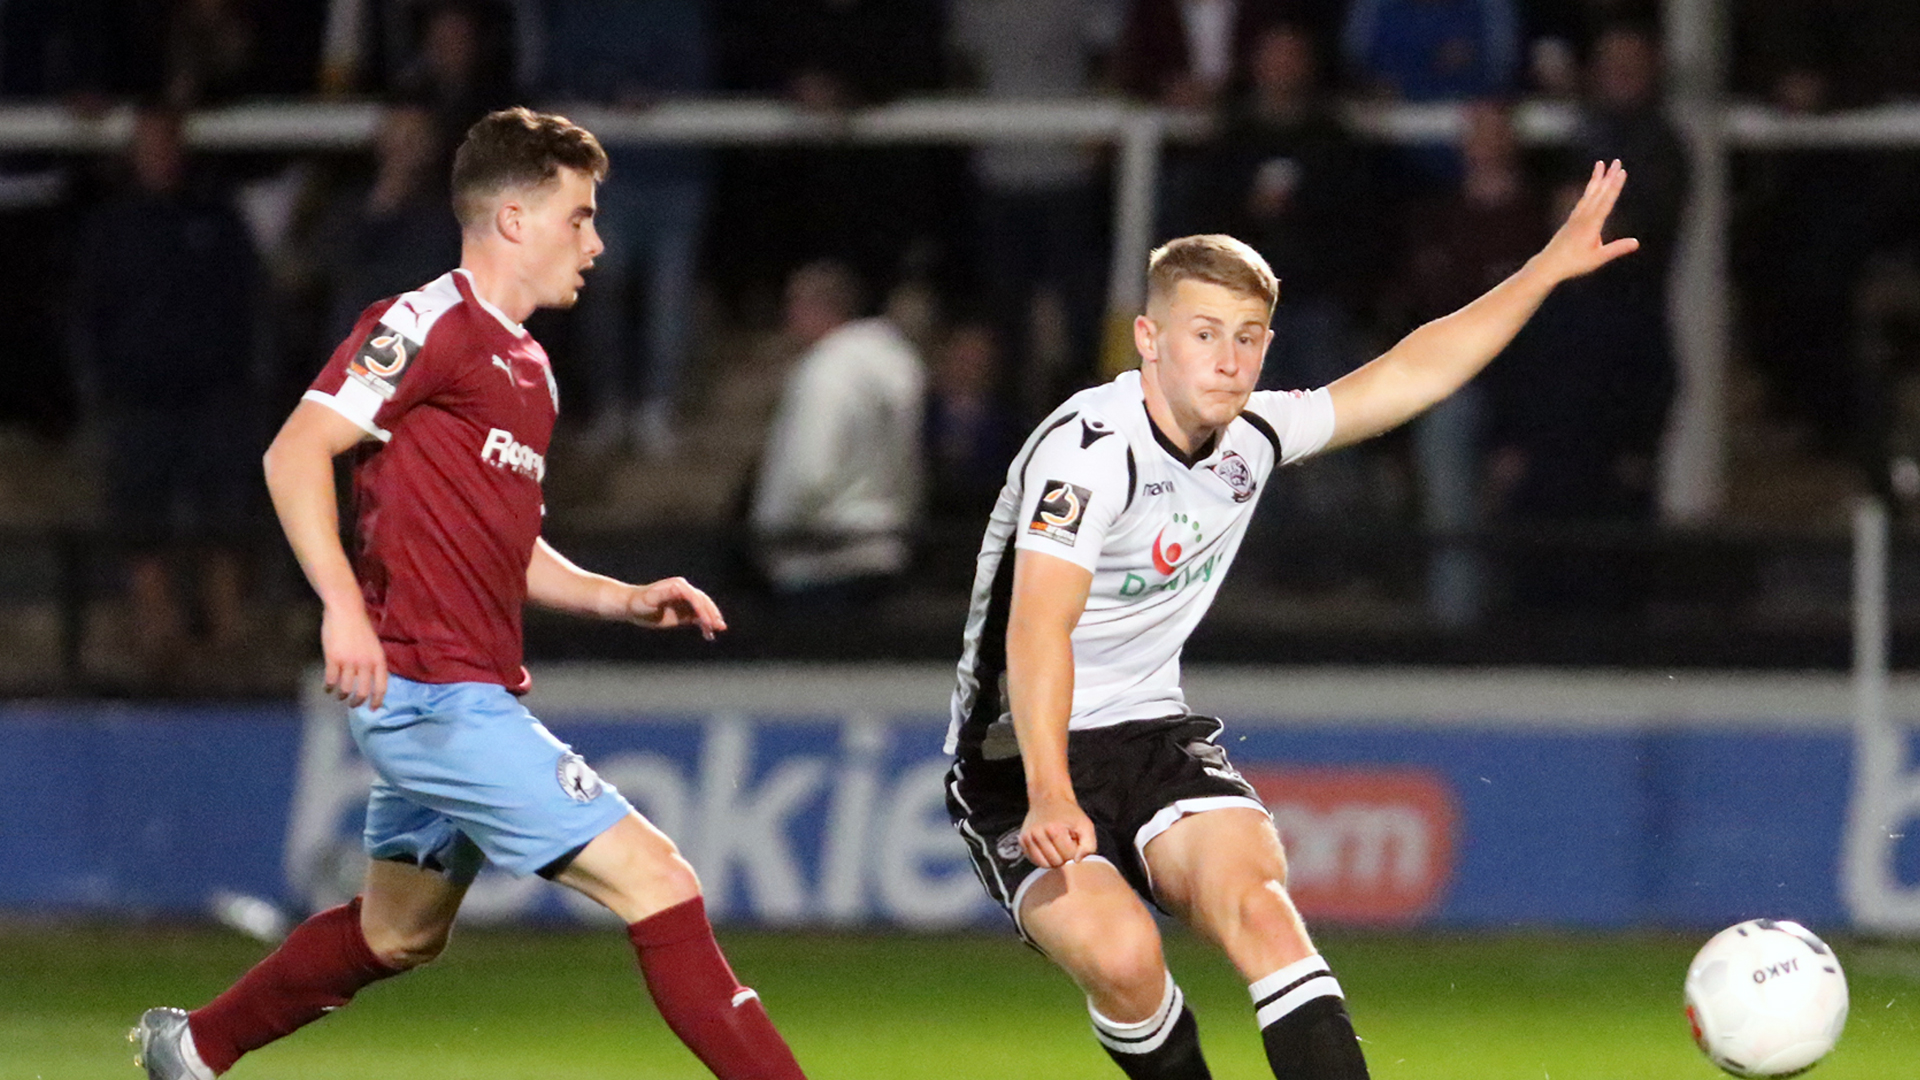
[1684, 918, 1849, 1077]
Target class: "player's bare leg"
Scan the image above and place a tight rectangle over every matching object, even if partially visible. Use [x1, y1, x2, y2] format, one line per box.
[1147, 809, 1314, 977]
[137, 858, 462, 1078]
[1020, 859, 1213, 1079]
[357, 856, 470, 968]
[1148, 808, 1368, 1079]
[555, 812, 808, 1080]
[1021, 860, 1169, 1018]
[553, 811, 700, 920]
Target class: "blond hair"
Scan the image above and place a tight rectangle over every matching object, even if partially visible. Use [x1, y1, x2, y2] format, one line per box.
[1146, 234, 1279, 315]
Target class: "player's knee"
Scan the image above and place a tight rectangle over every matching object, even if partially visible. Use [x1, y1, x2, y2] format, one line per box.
[604, 837, 702, 918]
[648, 849, 701, 907]
[365, 923, 451, 970]
[1083, 929, 1167, 1001]
[1227, 875, 1303, 944]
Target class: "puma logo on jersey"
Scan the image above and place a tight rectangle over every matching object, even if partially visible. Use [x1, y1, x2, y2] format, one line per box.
[491, 354, 514, 382]
[480, 427, 546, 481]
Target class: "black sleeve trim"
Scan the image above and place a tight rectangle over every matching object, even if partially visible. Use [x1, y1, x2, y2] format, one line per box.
[1016, 411, 1079, 486]
[1124, 446, 1138, 511]
[959, 532, 1021, 752]
[1241, 408, 1283, 459]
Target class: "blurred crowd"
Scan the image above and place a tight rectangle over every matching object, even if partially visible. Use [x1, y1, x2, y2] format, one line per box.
[4, 0, 1920, 682]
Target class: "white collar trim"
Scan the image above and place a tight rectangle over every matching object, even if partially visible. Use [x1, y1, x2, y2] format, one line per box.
[453, 269, 529, 337]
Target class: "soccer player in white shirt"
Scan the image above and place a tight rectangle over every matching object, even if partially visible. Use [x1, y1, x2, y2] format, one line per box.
[945, 161, 1637, 1079]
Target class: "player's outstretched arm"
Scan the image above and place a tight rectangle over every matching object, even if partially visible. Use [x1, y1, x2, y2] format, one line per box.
[525, 538, 726, 640]
[1007, 550, 1098, 868]
[264, 401, 387, 708]
[1322, 159, 1639, 451]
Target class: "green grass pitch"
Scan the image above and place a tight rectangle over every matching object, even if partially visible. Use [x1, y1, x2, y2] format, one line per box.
[3, 922, 1916, 1079]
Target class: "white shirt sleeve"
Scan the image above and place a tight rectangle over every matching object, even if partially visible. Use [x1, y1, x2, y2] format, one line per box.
[1244, 387, 1337, 466]
[1010, 416, 1131, 573]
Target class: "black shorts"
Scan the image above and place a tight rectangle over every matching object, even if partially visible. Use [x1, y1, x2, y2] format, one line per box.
[945, 715, 1267, 939]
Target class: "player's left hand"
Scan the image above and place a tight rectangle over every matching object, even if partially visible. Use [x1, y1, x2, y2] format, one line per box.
[627, 577, 727, 640]
[1535, 159, 1640, 283]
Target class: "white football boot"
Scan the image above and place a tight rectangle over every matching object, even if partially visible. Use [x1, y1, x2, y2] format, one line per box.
[129, 1007, 216, 1080]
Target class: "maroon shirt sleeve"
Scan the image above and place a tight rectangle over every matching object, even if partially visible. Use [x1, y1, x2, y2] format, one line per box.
[304, 296, 456, 441]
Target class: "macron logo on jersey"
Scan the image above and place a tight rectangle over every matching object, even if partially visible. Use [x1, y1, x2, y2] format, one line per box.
[481, 427, 546, 481]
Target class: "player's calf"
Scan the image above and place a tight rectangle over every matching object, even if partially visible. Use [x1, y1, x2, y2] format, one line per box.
[1249, 954, 1369, 1079]
[176, 898, 404, 1075]
[627, 895, 807, 1080]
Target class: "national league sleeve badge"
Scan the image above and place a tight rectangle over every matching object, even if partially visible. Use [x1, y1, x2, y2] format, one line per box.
[1028, 479, 1093, 546]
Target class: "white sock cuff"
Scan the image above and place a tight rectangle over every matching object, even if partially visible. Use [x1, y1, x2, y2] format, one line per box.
[180, 1026, 217, 1080]
[1249, 954, 1331, 1003]
[1250, 954, 1343, 1031]
[1089, 971, 1183, 1054]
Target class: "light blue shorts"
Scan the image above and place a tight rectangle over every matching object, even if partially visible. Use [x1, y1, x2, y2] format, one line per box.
[349, 676, 633, 880]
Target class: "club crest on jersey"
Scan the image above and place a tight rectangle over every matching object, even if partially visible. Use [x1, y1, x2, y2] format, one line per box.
[1029, 479, 1092, 546]
[556, 751, 603, 803]
[1207, 451, 1257, 502]
[346, 331, 419, 400]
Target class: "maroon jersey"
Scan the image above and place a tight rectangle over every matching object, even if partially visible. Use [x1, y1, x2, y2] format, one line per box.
[304, 269, 558, 692]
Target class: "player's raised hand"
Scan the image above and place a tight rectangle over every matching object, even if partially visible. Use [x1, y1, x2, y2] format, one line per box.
[1535, 159, 1639, 283]
[628, 576, 728, 640]
[321, 601, 387, 709]
[1022, 793, 1098, 868]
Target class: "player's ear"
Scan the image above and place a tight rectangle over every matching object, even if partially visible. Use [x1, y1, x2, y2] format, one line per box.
[495, 197, 523, 243]
[1133, 314, 1158, 363]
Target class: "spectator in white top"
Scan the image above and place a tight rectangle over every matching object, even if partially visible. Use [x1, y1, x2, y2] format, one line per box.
[751, 261, 928, 599]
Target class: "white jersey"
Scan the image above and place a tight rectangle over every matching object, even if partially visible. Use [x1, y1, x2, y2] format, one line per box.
[945, 369, 1336, 756]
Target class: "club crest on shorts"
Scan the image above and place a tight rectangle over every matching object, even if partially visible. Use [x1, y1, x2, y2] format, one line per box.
[1029, 479, 1093, 546]
[556, 751, 603, 803]
[996, 828, 1026, 863]
[1206, 451, 1257, 502]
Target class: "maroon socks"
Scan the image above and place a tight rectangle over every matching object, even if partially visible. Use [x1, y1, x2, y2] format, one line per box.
[181, 894, 803, 1079]
[628, 897, 806, 1080]
[187, 897, 402, 1074]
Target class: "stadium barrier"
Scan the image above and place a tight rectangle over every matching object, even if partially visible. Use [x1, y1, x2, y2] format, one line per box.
[5, 664, 1917, 934]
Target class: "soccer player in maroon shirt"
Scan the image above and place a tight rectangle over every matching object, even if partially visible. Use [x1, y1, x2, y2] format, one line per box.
[130, 109, 807, 1080]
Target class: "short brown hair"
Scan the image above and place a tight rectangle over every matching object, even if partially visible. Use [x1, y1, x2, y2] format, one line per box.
[1146, 234, 1279, 315]
[450, 107, 609, 228]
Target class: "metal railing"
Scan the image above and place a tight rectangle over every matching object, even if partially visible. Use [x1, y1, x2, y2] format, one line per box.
[10, 75, 1920, 520]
